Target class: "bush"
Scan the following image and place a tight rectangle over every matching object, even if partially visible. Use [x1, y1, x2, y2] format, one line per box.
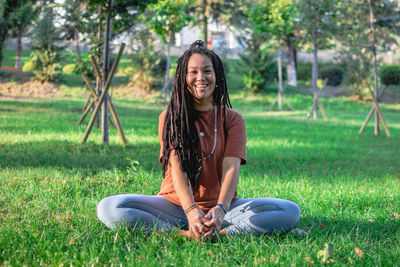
[22, 61, 36, 72]
[239, 32, 277, 92]
[62, 64, 76, 74]
[379, 65, 400, 86]
[129, 49, 166, 91]
[30, 49, 62, 82]
[320, 65, 344, 86]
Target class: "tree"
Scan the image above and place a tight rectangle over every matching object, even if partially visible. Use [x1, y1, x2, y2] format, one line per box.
[335, 0, 398, 100]
[246, 0, 298, 110]
[146, 0, 194, 101]
[297, 0, 338, 119]
[0, 0, 19, 67]
[8, 0, 38, 68]
[81, 0, 158, 144]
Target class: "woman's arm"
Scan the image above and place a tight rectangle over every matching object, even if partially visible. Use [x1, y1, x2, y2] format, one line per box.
[169, 150, 209, 239]
[204, 156, 241, 232]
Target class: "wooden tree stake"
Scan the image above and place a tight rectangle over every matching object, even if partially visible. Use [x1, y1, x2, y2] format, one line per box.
[82, 43, 126, 144]
[359, 86, 391, 137]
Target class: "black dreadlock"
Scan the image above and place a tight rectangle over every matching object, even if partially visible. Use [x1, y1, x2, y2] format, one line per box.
[162, 40, 232, 191]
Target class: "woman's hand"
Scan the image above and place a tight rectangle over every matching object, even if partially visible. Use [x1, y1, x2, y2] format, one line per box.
[186, 207, 210, 240]
[203, 205, 225, 237]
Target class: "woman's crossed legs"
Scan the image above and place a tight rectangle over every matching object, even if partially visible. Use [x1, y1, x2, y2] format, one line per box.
[97, 194, 300, 236]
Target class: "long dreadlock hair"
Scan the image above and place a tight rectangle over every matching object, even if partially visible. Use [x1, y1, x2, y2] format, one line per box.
[162, 40, 232, 191]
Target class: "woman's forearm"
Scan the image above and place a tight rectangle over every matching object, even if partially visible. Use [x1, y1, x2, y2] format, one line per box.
[169, 150, 196, 210]
[218, 157, 241, 210]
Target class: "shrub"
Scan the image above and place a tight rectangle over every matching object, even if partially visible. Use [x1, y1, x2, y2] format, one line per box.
[320, 65, 344, 86]
[22, 61, 36, 72]
[239, 32, 277, 92]
[62, 64, 76, 74]
[30, 49, 62, 82]
[129, 49, 166, 91]
[379, 65, 400, 86]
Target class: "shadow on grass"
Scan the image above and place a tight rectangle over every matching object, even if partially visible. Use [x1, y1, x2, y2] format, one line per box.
[0, 141, 160, 174]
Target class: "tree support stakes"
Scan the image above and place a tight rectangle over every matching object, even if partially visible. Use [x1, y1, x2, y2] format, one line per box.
[268, 79, 295, 111]
[268, 44, 295, 111]
[306, 81, 328, 119]
[81, 43, 127, 145]
[359, 86, 391, 137]
[82, 95, 92, 111]
[78, 74, 115, 127]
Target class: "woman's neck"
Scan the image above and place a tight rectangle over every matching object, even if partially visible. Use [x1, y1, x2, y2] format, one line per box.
[194, 97, 214, 111]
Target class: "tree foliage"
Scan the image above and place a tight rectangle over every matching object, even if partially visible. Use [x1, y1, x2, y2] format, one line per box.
[335, 0, 399, 98]
[146, 0, 193, 43]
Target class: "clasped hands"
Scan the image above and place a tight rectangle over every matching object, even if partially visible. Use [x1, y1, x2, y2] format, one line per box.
[186, 205, 225, 241]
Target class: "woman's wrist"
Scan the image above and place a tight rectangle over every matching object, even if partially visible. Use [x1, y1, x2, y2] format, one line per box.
[184, 203, 199, 215]
[216, 203, 227, 214]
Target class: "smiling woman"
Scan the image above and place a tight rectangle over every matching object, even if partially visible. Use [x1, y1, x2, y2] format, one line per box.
[97, 40, 300, 240]
[186, 54, 216, 111]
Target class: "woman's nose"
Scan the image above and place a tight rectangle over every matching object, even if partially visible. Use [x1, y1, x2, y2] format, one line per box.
[196, 71, 205, 80]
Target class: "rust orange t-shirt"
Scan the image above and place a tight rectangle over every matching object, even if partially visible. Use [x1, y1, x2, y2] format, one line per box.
[157, 105, 247, 211]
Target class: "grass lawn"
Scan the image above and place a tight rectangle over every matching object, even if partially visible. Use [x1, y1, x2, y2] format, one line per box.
[1, 47, 400, 265]
[1, 85, 399, 265]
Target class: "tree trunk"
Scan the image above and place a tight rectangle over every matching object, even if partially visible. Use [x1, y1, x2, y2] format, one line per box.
[369, 0, 380, 135]
[311, 31, 319, 119]
[102, 0, 113, 145]
[15, 25, 24, 69]
[277, 43, 283, 110]
[162, 31, 173, 102]
[0, 21, 9, 68]
[285, 33, 297, 87]
[202, 0, 208, 45]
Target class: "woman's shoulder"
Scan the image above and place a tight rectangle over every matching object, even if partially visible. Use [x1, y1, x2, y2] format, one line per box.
[159, 109, 167, 121]
[223, 107, 245, 123]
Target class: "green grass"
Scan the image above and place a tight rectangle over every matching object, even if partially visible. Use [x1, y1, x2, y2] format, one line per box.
[1, 48, 400, 265]
[1, 87, 399, 266]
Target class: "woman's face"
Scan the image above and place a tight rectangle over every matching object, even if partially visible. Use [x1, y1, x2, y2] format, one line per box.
[186, 54, 216, 104]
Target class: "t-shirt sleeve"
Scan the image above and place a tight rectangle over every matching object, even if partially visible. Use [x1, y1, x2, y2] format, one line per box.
[224, 111, 247, 165]
[158, 110, 167, 163]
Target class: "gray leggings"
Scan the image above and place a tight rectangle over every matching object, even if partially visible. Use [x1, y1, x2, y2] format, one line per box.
[97, 194, 300, 236]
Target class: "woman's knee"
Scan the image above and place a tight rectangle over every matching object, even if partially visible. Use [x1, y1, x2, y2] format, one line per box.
[282, 199, 301, 228]
[97, 195, 123, 229]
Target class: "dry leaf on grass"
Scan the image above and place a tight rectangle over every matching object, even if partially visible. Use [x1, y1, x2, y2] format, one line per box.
[69, 237, 75, 245]
[319, 224, 327, 228]
[304, 256, 314, 264]
[317, 243, 334, 263]
[355, 247, 364, 258]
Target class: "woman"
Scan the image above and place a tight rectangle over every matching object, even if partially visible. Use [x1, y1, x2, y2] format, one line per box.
[97, 40, 300, 240]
